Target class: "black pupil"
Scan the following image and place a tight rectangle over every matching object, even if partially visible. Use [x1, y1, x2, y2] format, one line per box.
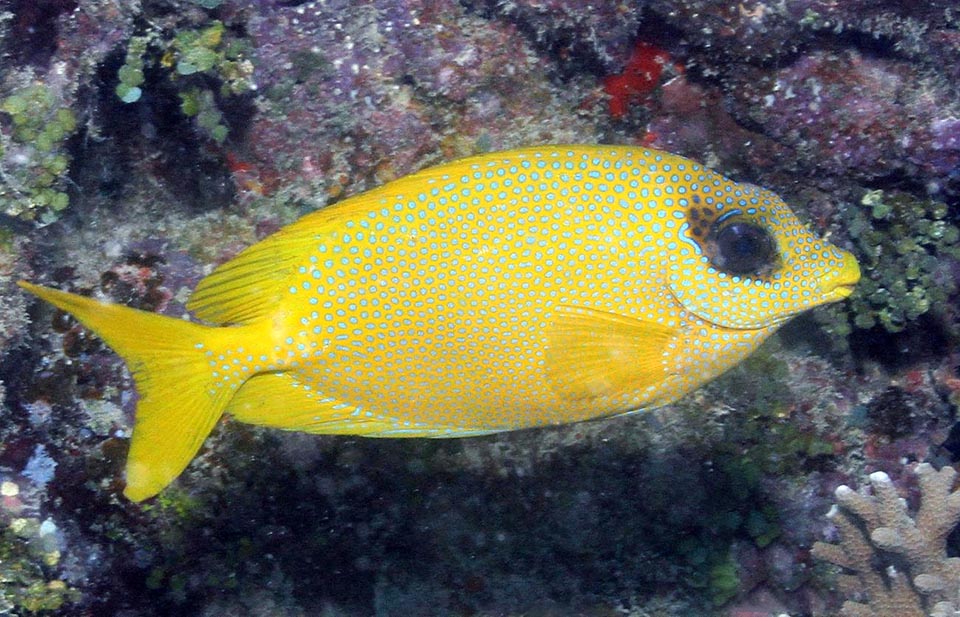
[713, 222, 774, 276]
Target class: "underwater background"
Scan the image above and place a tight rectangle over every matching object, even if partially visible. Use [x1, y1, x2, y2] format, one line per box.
[1, 0, 960, 615]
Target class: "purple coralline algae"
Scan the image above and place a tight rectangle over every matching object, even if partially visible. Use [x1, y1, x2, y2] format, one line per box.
[579, 1, 960, 191]
[1, 0, 960, 615]
[732, 49, 960, 183]
[243, 0, 596, 203]
[466, 0, 644, 69]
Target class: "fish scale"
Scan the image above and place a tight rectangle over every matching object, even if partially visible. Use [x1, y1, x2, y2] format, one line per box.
[19, 144, 861, 501]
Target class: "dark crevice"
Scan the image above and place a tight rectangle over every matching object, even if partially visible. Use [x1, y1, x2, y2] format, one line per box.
[5, 0, 78, 67]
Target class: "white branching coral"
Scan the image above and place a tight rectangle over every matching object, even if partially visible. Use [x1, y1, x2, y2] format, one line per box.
[812, 463, 960, 617]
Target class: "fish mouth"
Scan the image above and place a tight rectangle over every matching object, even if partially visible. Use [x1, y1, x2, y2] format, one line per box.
[824, 283, 857, 301]
[820, 254, 861, 302]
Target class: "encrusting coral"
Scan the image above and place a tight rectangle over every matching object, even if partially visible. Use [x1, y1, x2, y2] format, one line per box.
[812, 464, 960, 617]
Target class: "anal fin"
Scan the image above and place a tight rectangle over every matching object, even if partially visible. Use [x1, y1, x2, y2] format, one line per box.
[224, 372, 393, 434]
[225, 372, 499, 437]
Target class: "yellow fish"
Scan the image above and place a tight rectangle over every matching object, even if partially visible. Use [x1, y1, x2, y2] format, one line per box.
[19, 145, 860, 501]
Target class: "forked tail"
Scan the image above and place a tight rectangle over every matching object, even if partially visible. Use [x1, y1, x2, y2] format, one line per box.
[18, 281, 232, 501]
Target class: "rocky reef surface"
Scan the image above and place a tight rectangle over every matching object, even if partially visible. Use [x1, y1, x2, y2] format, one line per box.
[1, 0, 959, 615]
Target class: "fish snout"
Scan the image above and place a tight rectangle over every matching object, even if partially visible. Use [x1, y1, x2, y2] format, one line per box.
[820, 250, 861, 301]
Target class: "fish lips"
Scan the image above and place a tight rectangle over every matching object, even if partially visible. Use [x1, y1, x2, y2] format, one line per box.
[818, 253, 861, 302]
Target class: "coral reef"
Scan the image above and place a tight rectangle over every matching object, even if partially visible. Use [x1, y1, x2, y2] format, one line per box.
[465, 0, 643, 69]
[242, 0, 597, 208]
[0, 478, 79, 614]
[473, 0, 960, 192]
[812, 464, 960, 617]
[731, 49, 960, 184]
[0, 0, 140, 224]
[0, 0, 959, 615]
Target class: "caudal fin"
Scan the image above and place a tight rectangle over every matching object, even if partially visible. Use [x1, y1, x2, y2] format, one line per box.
[18, 281, 231, 501]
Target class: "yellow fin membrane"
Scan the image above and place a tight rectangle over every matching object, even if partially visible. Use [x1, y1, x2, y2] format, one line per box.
[225, 372, 398, 434]
[226, 372, 498, 438]
[545, 305, 677, 402]
[17, 282, 228, 502]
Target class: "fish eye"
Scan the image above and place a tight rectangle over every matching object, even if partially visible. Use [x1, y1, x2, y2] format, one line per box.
[708, 221, 776, 277]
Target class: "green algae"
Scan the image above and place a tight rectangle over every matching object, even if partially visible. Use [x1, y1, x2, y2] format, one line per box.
[179, 87, 229, 143]
[818, 189, 960, 342]
[116, 35, 149, 104]
[187, 0, 224, 9]
[0, 521, 79, 613]
[114, 19, 253, 144]
[707, 559, 740, 606]
[0, 84, 77, 223]
[849, 189, 959, 332]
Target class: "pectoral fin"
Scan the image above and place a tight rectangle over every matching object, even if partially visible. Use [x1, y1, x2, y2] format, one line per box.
[545, 305, 678, 402]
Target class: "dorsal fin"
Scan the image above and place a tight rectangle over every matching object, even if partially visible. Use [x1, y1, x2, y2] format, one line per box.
[186, 157, 483, 325]
[186, 206, 344, 324]
[187, 148, 598, 325]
